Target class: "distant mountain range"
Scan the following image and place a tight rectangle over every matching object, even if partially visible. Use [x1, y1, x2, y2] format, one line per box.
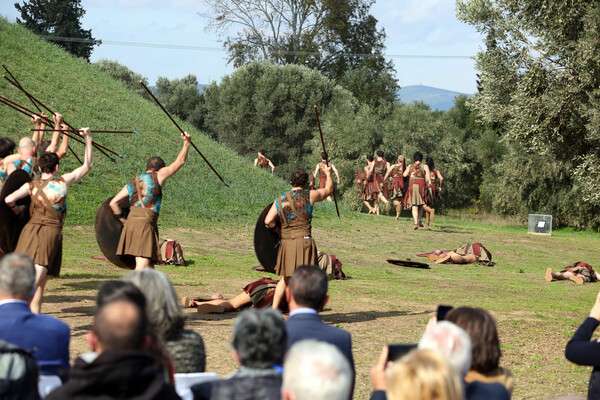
[397, 85, 472, 111]
[196, 83, 468, 111]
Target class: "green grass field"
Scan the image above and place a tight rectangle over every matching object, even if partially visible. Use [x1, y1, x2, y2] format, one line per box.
[3, 17, 600, 400]
[48, 213, 600, 400]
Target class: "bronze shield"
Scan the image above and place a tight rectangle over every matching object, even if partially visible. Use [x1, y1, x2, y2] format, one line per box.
[253, 203, 281, 274]
[0, 170, 32, 255]
[355, 168, 363, 193]
[94, 196, 136, 269]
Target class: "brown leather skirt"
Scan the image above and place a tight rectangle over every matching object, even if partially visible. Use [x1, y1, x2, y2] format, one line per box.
[15, 211, 63, 277]
[275, 225, 318, 277]
[116, 206, 161, 263]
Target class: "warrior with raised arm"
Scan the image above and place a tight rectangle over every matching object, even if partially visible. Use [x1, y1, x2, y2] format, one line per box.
[264, 166, 334, 310]
[254, 150, 275, 174]
[314, 152, 340, 202]
[110, 132, 191, 270]
[4, 127, 94, 313]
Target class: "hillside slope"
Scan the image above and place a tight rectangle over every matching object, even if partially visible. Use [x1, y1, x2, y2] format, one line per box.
[0, 18, 338, 226]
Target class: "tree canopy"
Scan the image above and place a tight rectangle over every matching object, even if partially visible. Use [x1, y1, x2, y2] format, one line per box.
[457, 0, 600, 207]
[200, 0, 398, 108]
[15, 0, 99, 60]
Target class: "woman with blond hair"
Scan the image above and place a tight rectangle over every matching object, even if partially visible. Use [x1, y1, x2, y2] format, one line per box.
[386, 349, 463, 400]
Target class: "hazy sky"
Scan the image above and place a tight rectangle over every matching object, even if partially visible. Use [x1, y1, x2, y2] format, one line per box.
[1, 0, 483, 94]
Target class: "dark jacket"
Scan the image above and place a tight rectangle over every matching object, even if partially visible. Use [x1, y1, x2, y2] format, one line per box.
[370, 380, 510, 400]
[46, 350, 181, 400]
[192, 366, 281, 400]
[565, 317, 600, 400]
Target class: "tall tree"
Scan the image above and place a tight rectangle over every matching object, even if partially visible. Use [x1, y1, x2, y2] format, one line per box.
[15, 0, 99, 60]
[456, 0, 600, 208]
[200, 0, 398, 107]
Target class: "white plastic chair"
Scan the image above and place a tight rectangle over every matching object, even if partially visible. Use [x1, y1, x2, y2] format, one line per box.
[174, 372, 219, 400]
[38, 375, 62, 398]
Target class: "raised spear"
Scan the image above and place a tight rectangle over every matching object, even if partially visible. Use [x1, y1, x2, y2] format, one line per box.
[2, 65, 83, 163]
[2, 73, 122, 161]
[139, 80, 229, 188]
[31, 128, 139, 134]
[313, 105, 340, 219]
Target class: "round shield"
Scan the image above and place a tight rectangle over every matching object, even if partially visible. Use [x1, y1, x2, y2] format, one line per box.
[0, 170, 32, 255]
[94, 196, 135, 269]
[386, 259, 431, 269]
[253, 202, 281, 274]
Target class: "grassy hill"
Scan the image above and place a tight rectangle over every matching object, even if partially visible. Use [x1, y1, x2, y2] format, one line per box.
[0, 18, 339, 226]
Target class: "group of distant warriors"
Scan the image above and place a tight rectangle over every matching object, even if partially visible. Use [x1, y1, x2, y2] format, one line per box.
[255, 149, 443, 230]
[356, 150, 443, 229]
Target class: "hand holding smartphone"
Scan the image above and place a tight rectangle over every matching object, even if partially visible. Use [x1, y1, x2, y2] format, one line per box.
[387, 343, 417, 362]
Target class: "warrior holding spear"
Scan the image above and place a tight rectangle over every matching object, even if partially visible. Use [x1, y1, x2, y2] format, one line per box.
[109, 132, 191, 270]
[4, 127, 94, 313]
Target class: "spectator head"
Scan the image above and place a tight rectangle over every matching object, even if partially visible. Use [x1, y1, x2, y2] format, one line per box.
[258, 149, 266, 157]
[89, 299, 148, 354]
[123, 269, 186, 339]
[386, 349, 463, 400]
[231, 308, 287, 369]
[18, 137, 35, 156]
[366, 155, 374, 162]
[397, 155, 404, 164]
[446, 307, 501, 374]
[287, 264, 328, 311]
[146, 156, 166, 171]
[321, 152, 327, 160]
[96, 280, 146, 309]
[290, 169, 309, 188]
[282, 339, 352, 400]
[38, 152, 59, 174]
[377, 150, 384, 157]
[418, 321, 472, 377]
[0, 137, 16, 158]
[413, 151, 423, 163]
[0, 253, 35, 300]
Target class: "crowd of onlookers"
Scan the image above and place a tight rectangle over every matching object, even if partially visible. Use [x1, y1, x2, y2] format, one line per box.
[0, 252, 598, 399]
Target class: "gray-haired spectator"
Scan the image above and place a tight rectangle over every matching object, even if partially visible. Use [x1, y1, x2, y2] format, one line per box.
[192, 308, 286, 400]
[124, 269, 206, 373]
[0, 253, 70, 379]
[282, 339, 352, 400]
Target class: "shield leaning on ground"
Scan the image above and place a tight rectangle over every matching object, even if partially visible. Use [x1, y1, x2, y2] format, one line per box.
[0, 170, 32, 255]
[253, 203, 281, 274]
[386, 259, 431, 269]
[94, 196, 135, 269]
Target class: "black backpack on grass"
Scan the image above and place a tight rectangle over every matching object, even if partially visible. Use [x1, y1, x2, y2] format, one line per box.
[0, 339, 41, 400]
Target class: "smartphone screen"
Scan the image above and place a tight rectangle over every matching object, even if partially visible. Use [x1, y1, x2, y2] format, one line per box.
[387, 343, 417, 362]
[436, 305, 453, 321]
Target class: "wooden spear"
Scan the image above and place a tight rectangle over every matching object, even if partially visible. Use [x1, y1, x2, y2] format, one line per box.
[139, 80, 229, 188]
[313, 105, 340, 219]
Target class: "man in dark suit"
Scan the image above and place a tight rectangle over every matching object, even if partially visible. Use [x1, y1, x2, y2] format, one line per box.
[285, 264, 355, 393]
[0, 252, 70, 379]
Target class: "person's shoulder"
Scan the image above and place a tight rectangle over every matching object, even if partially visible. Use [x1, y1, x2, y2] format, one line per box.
[32, 313, 70, 334]
[465, 380, 510, 400]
